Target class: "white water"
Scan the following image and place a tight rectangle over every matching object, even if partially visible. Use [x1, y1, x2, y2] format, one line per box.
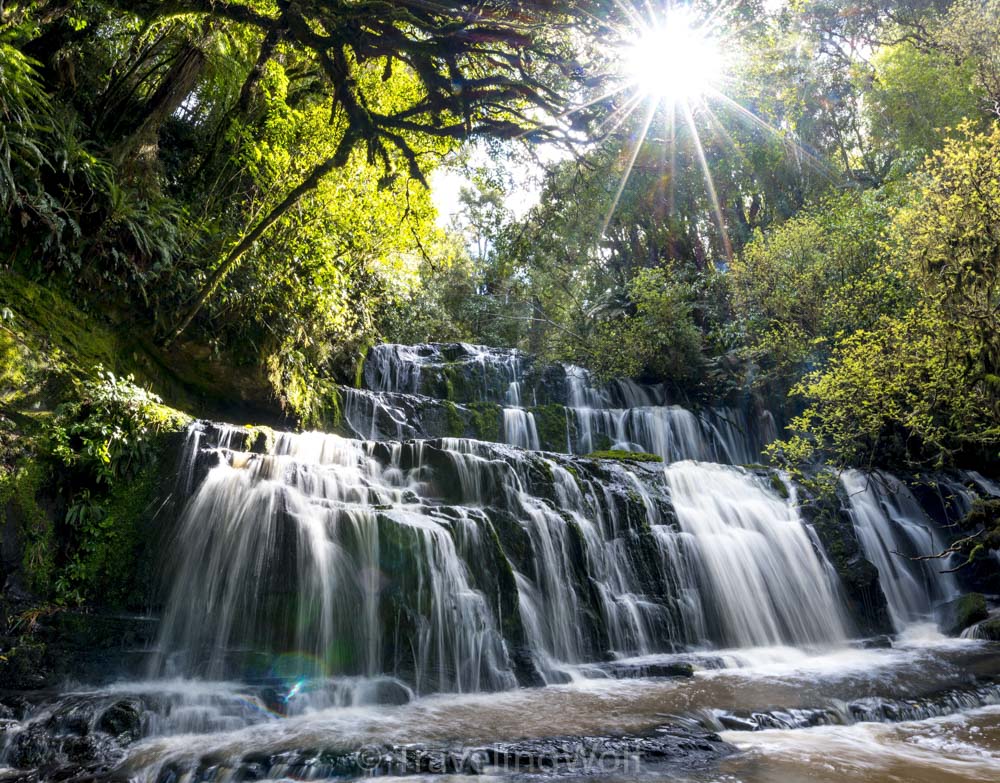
[156, 431, 516, 693]
[349, 343, 776, 462]
[664, 461, 848, 647]
[842, 470, 961, 631]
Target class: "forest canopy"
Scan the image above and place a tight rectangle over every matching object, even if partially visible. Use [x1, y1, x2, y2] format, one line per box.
[1, 0, 998, 473]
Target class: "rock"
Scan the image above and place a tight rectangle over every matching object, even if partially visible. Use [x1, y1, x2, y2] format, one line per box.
[600, 661, 696, 679]
[716, 714, 758, 731]
[970, 617, 1000, 641]
[97, 699, 143, 743]
[939, 593, 989, 636]
[852, 635, 893, 649]
[368, 678, 413, 706]
[7, 725, 52, 769]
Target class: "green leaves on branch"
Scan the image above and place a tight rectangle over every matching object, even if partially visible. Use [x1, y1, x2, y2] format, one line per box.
[49, 369, 189, 486]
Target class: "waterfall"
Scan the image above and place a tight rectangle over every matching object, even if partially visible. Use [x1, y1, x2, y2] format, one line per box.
[157, 416, 866, 694]
[663, 462, 848, 648]
[345, 343, 775, 463]
[155, 430, 517, 693]
[841, 470, 961, 631]
[150, 344, 991, 701]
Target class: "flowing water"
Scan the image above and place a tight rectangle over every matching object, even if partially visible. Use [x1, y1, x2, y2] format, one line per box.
[842, 470, 962, 630]
[2, 343, 998, 781]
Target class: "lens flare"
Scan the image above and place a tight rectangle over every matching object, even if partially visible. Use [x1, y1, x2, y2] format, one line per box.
[623, 8, 723, 102]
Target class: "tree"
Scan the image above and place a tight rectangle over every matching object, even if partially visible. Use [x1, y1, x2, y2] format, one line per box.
[4, 1, 610, 339]
[894, 120, 1000, 412]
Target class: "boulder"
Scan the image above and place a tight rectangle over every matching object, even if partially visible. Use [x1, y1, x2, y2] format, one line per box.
[939, 593, 989, 636]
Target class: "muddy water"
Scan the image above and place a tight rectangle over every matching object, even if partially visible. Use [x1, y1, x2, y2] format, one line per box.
[99, 632, 1000, 780]
[715, 706, 1000, 783]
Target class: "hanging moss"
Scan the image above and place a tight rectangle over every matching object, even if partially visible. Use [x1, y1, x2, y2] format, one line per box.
[467, 402, 501, 443]
[443, 400, 465, 437]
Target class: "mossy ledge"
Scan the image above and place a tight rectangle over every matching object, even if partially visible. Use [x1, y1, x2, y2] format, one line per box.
[584, 450, 663, 463]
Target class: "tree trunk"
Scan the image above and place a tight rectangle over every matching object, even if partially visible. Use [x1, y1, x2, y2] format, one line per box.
[115, 41, 207, 168]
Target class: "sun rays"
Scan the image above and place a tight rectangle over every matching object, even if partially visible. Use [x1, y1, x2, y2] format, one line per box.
[585, 1, 827, 260]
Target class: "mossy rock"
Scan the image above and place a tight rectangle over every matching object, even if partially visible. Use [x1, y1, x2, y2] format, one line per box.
[442, 401, 465, 438]
[0, 273, 119, 376]
[585, 450, 663, 463]
[467, 402, 502, 443]
[939, 593, 989, 636]
[971, 617, 1000, 641]
[529, 404, 572, 452]
[769, 473, 790, 499]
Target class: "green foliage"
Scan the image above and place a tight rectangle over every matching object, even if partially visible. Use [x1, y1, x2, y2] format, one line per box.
[0, 461, 54, 595]
[56, 466, 159, 607]
[42, 370, 188, 605]
[559, 267, 706, 386]
[49, 369, 188, 485]
[730, 188, 911, 391]
[894, 121, 1000, 410]
[773, 303, 997, 469]
[866, 42, 982, 160]
[266, 350, 342, 431]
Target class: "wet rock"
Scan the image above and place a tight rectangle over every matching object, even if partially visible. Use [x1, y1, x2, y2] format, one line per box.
[97, 699, 143, 742]
[599, 661, 696, 679]
[62, 733, 102, 764]
[7, 724, 53, 769]
[166, 726, 735, 781]
[939, 593, 989, 636]
[716, 714, 758, 731]
[368, 678, 413, 706]
[971, 618, 1000, 641]
[852, 635, 893, 649]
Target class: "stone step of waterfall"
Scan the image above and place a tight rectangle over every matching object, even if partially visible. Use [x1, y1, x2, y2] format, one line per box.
[701, 679, 1000, 732]
[142, 726, 736, 782]
[340, 385, 774, 464]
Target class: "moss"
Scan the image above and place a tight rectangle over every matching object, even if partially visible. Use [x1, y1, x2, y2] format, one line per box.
[0, 462, 55, 596]
[948, 592, 988, 634]
[530, 404, 571, 451]
[0, 328, 30, 405]
[0, 273, 120, 375]
[585, 450, 663, 463]
[443, 400, 465, 438]
[769, 472, 790, 499]
[243, 424, 277, 453]
[467, 402, 501, 443]
[591, 433, 613, 452]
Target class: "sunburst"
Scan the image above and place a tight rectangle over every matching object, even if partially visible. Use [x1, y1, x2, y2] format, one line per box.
[578, 1, 829, 261]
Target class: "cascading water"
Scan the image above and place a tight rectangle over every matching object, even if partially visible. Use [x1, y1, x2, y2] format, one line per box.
[841, 470, 961, 631]
[155, 430, 517, 693]
[663, 462, 848, 648]
[342, 343, 775, 462]
[154, 423, 858, 692]
[7, 343, 1000, 783]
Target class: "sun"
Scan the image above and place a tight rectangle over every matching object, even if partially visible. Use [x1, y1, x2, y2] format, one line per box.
[623, 9, 723, 102]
